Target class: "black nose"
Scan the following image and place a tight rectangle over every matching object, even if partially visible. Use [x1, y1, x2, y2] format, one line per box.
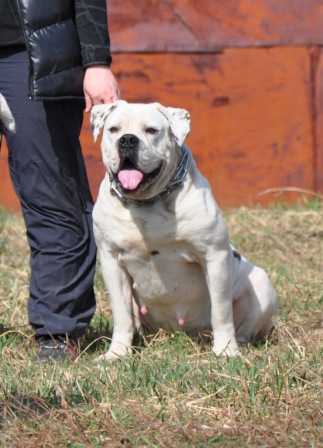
[119, 134, 139, 150]
[118, 134, 139, 161]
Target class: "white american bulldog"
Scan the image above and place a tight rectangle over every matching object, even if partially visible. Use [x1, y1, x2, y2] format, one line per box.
[0, 93, 15, 133]
[91, 100, 277, 361]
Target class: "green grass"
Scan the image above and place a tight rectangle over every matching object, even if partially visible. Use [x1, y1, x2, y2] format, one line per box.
[0, 202, 322, 447]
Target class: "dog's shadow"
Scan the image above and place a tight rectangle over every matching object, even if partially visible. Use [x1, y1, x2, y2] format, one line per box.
[82, 318, 275, 358]
[81, 317, 113, 354]
[81, 318, 155, 355]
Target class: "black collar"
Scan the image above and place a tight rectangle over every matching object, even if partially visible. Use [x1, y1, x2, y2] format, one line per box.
[109, 146, 192, 206]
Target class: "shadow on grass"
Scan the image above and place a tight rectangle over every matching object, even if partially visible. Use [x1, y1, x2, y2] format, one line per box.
[0, 392, 60, 428]
[81, 317, 113, 354]
[79, 311, 279, 360]
[0, 324, 11, 335]
[0, 325, 27, 352]
[81, 315, 170, 357]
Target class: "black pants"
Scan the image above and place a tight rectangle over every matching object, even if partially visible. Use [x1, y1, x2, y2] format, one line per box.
[0, 47, 96, 338]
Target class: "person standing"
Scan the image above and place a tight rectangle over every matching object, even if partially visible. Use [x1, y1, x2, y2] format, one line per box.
[0, 0, 119, 360]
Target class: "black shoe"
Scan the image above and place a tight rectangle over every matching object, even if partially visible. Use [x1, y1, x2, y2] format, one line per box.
[36, 336, 76, 362]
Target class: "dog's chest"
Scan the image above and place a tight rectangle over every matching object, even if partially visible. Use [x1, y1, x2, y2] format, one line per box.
[117, 228, 201, 297]
[120, 242, 210, 330]
[116, 218, 210, 324]
[101, 200, 181, 252]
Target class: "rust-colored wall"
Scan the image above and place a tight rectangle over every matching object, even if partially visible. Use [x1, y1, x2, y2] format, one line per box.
[1, 0, 322, 211]
[110, 0, 323, 50]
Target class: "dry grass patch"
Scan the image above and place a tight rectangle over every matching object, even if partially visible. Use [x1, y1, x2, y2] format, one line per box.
[0, 202, 322, 447]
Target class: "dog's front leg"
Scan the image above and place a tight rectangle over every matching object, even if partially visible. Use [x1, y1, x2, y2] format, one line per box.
[205, 250, 240, 357]
[98, 246, 135, 362]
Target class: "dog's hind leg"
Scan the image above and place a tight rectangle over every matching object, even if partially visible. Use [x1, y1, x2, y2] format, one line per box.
[234, 266, 277, 344]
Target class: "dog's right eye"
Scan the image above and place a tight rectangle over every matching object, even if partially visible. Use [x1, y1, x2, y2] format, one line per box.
[109, 126, 120, 133]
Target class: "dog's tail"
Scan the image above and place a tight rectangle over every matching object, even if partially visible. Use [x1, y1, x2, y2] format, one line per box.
[0, 93, 15, 133]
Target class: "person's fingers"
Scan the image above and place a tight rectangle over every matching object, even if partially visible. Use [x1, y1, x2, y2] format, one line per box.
[86, 84, 120, 107]
[100, 90, 119, 104]
[102, 82, 120, 102]
[85, 93, 92, 112]
[107, 93, 119, 103]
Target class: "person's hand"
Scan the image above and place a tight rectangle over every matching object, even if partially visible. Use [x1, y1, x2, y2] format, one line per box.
[83, 65, 120, 112]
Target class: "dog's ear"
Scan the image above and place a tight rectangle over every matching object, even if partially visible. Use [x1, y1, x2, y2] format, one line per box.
[156, 104, 191, 146]
[0, 94, 15, 133]
[90, 100, 125, 141]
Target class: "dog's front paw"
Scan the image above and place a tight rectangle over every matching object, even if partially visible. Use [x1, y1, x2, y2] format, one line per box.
[96, 344, 132, 364]
[212, 338, 240, 357]
[96, 351, 124, 363]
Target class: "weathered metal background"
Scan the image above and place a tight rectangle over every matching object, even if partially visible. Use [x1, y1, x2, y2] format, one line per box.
[0, 0, 322, 210]
[110, 0, 323, 50]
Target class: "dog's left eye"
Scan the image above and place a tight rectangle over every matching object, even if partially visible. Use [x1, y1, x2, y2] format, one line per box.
[145, 127, 159, 135]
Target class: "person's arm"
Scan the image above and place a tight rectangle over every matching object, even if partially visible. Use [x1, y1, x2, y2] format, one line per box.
[75, 0, 112, 68]
[75, 0, 119, 110]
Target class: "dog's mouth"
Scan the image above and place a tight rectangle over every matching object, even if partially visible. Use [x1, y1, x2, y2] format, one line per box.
[114, 158, 162, 192]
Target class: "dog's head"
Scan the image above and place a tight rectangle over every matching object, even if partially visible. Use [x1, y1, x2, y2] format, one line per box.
[91, 100, 190, 200]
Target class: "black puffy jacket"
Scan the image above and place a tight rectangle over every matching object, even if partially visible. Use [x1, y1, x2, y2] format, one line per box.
[1, 0, 112, 100]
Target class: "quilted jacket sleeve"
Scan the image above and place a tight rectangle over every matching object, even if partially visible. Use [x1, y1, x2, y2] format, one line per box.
[75, 0, 112, 68]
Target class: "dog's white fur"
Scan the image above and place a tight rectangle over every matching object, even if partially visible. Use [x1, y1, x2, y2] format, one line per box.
[91, 100, 277, 360]
[0, 93, 15, 133]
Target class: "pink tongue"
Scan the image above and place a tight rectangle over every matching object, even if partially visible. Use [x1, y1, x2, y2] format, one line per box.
[117, 169, 144, 190]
